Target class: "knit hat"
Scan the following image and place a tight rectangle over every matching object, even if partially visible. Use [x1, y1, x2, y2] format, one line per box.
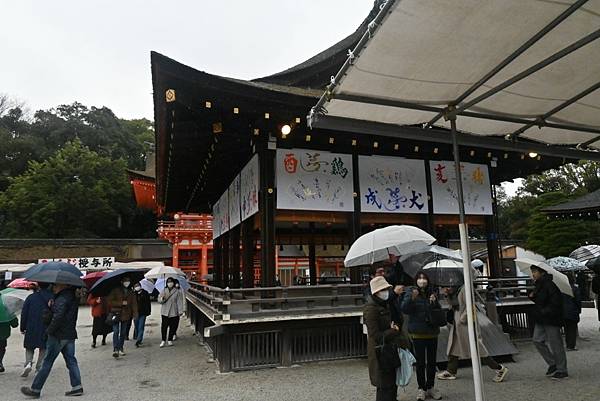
[370, 276, 391, 295]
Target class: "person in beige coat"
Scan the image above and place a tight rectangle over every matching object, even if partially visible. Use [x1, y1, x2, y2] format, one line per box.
[437, 285, 508, 382]
[158, 277, 185, 348]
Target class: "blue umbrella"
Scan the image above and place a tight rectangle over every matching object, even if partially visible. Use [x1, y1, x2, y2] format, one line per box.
[546, 256, 588, 272]
[23, 261, 84, 287]
[90, 268, 147, 296]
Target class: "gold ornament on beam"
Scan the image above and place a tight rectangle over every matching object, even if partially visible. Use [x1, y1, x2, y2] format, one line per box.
[165, 89, 176, 103]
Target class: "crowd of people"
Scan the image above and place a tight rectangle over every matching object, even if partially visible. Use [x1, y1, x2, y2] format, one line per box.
[362, 256, 592, 401]
[0, 276, 186, 398]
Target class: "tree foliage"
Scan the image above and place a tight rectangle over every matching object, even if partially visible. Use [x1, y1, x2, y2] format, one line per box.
[0, 97, 156, 238]
[0, 140, 133, 237]
[498, 161, 600, 258]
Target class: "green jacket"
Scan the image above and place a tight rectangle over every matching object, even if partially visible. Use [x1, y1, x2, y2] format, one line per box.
[0, 317, 19, 340]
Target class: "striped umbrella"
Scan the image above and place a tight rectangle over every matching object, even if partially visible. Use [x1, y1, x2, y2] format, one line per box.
[569, 245, 600, 263]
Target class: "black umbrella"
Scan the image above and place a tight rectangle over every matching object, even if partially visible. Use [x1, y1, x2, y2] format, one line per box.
[89, 268, 147, 296]
[23, 261, 85, 287]
[586, 257, 600, 274]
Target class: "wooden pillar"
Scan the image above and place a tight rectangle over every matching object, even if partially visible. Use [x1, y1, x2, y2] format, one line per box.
[308, 222, 317, 285]
[349, 152, 362, 284]
[200, 244, 208, 281]
[213, 236, 222, 287]
[424, 160, 436, 234]
[222, 232, 230, 288]
[259, 147, 276, 288]
[485, 215, 500, 277]
[241, 218, 255, 288]
[230, 225, 241, 288]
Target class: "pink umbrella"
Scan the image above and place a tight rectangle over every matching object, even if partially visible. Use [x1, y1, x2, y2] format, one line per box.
[8, 278, 35, 290]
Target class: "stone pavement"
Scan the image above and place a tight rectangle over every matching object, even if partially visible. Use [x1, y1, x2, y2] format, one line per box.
[1, 304, 599, 401]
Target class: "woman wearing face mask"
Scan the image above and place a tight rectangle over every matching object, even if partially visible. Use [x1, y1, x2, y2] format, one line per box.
[158, 277, 185, 348]
[401, 271, 442, 401]
[106, 276, 138, 358]
[364, 276, 410, 401]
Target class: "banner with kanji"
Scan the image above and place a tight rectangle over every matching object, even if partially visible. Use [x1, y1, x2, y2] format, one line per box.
[240, 154, 259, 221]
[276, 149, 354, 211]
[359, 156, 428, 214]
[229, 174, 241, 228]
[429, 161, 493, 215]
[37, 257, 115, 270]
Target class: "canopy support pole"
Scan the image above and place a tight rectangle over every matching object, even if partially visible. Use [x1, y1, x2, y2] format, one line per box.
[450, 113, 485, 401]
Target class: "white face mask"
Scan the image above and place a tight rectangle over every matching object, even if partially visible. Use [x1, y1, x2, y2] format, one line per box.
[416, 279, 428, 288]
[167, 282, 174, 289]
[375, 290, 390, 301]
[134, 286, 141, 292]
[123, 281, 130, 288]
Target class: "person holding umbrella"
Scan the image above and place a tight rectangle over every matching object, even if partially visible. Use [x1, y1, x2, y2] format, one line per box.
[0, 309, 19, 373]
[401, 271, 442, 401]
[528, 265, 568, 380]
[132, 282, 151, 347]
[158, 277, 185, 348]
[86, 293, 111, 348]
[21, 282, 83, 398]
[363, 276, 410, 401]
[106, 276, 138, 358]
[20, 282, 53, 377]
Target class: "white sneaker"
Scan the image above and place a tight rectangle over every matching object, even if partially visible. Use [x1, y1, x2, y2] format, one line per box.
[119, 350, 126, 356]
[417, 389, 426, 401]
[493, 365, 508, 383]
[167, 341, 173, 347]
[437, 370, 456, 380]
[159, 341, 165, 348]
[428, 387, 442, 400]
[173, 334, 177, 341]
[21, 362, 33, 378]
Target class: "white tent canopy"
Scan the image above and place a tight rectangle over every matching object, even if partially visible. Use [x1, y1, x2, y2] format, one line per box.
[309, 0, 600, 157]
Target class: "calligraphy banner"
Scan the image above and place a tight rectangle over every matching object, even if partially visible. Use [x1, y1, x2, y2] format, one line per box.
[218, 190, 230, 234]
[359, 156, 428, 214]
[276, 149, 354, 211]
[240, 154, 259, 221]
[212, 197, 222, 238]
[429, 161, 493, 215]
[37, 257, 115, 270]
[229, 174, 241, 228]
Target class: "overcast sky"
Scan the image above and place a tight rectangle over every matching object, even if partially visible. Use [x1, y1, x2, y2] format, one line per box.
[1, 0, 372, 120]
[1, 0, 522, 193]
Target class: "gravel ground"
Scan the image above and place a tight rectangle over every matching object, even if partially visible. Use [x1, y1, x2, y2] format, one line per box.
[1, 305, 598, 401]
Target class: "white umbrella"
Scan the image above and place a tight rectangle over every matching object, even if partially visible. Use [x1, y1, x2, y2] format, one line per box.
[139, 278, 155, 293]
[154, 277, 190, 292]
[515, 258, 573, 297]
[144, 266, 185, 280]
[344, 225, 435, 267]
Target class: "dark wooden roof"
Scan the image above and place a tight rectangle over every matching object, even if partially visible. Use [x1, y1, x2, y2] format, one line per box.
[542, 189, 600, 214]
[151, 2, 578, 215]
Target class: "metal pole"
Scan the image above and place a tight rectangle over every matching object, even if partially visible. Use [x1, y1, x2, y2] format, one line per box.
[450, 115, 485, 401]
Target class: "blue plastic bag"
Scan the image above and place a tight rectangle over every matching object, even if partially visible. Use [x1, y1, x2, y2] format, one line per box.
[396, 348, 417, 388]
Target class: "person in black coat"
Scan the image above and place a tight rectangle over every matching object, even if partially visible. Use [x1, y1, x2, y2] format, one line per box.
[562, 273, 581, 351]
[529, 266, 568, 380]
[22, 283, 84, 398]
[133, 283, 152, 347]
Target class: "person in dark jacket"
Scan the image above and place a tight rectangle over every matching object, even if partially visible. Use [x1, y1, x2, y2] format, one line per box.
[401, 271, 442, 401]
[529, 266, 568, 380]
[106, 276, 138, 358]
[21, 283, 83, 398]
[20, 284, 53, 377]
[562, 273, 581, 351]
[0, 316, 19, 373]
[133, 282, 151, 347]
[363, 276, 410, 401]
[592, 273, 600, 329]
